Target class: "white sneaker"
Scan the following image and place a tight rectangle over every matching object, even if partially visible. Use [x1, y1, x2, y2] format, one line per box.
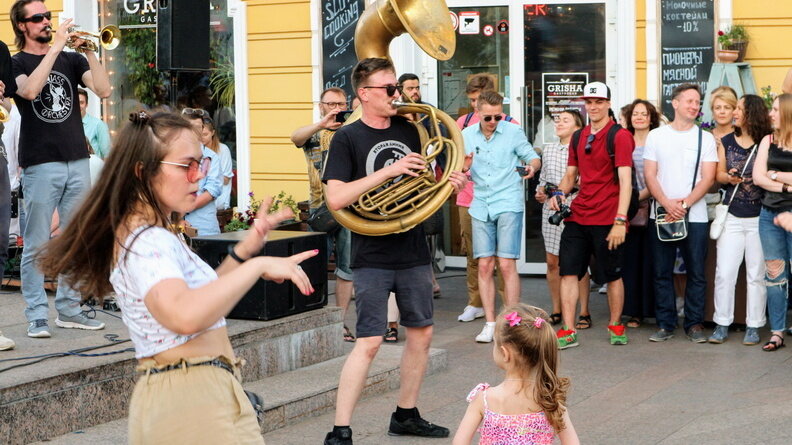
[598, 285, 607, 294]
[475, 323, 495, 343]
[0, 330, 15, 351]
[458, 305, 485, 322]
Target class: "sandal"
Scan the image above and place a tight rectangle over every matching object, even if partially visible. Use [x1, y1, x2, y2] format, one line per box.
[384, 327, 398, 343]
[549, 313, 562, 326]
[575, 314, 592, 330]
[432, 286, 441, 299]
[343, 326, 356, 343]
[626, 317, 641, 329]
[763, 333, 785, 352]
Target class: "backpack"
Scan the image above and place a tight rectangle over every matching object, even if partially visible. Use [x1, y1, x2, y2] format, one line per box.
[462, 112, 513, 129]
[570, 123, 639, 220]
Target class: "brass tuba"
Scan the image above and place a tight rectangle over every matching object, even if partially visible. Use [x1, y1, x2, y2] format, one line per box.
[325, 0, 464, 236]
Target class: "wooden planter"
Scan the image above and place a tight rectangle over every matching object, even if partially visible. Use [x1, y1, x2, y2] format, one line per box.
[717, 49, 739, 63]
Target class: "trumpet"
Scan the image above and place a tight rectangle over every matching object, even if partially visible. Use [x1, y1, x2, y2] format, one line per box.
[44, 24, 121, 52]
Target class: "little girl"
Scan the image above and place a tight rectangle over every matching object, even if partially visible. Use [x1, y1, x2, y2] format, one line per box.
[453, 304, 579, 445]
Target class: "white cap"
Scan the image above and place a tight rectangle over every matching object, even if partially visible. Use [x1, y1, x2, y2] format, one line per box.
[580, 81, 611, 100]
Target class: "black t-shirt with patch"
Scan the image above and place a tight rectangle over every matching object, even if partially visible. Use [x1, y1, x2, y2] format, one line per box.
[323, 115, 430, 269]
[12, 51, 90, 168]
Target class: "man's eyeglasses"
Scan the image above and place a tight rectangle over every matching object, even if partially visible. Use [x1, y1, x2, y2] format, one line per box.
[584, 134, 596, 154]
[363, 85, 403, 96]
[160, 157, 211, 182]
[482, 115, 503, 123]
[320, 101, 348, 109]
[21, 11, 51, 23]
[181, 108, 207, 117]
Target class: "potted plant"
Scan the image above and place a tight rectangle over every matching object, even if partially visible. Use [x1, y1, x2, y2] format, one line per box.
[717, 24, 749, 63]
[223, 191, 304, 232]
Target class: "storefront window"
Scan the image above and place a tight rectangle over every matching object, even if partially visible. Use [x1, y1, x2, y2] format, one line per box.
[99, 0, 236, 179]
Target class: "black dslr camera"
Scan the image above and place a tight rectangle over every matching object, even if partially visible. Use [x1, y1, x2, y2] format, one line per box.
[547, 186, 572, 226]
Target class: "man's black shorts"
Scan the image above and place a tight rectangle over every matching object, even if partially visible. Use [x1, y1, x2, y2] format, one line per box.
[558, 221, 624, 282]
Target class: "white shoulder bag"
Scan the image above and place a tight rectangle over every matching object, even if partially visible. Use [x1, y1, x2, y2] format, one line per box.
[709, 144, 756, 240]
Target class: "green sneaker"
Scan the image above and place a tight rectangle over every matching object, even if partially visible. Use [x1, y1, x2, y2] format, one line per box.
[608, 323, 628, 345]
[557, 326, 579, 349]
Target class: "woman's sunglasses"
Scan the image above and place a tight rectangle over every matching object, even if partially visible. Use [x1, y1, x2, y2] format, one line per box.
[21, 11, 51, 23]
[160, 157, 211, 182]
[482, 115, 503, 123]
[181, 108, 207, 118]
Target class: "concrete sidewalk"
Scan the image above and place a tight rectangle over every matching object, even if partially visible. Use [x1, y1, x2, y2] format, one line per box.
[18, 269, 792, 444]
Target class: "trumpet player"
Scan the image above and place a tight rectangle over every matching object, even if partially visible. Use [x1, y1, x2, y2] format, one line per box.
[10, 0, 110, 338]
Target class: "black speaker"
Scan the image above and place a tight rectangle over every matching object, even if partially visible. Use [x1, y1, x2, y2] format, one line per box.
[191, 230, 328, 321]
[156, 0, 210, 71]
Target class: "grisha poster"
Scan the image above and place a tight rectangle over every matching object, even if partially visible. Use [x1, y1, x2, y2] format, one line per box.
[541, 73, 588, 145]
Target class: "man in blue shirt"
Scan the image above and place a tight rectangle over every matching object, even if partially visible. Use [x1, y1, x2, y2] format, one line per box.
[183, 108, 223, 235]
[78, 88, 110, 158]
[464, 91, 540, 343]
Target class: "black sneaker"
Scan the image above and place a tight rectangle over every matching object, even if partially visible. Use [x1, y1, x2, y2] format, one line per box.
[387, 413, 449, 438]
[323, 427, 352, 445]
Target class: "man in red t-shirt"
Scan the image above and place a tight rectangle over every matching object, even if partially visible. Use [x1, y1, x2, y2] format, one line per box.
[549, 82, 635, 349]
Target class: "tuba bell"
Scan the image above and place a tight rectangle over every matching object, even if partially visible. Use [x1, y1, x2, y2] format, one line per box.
[324, 0, 464, 236]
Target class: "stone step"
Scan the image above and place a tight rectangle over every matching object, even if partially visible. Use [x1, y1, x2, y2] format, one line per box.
[32, 345, 449, 443]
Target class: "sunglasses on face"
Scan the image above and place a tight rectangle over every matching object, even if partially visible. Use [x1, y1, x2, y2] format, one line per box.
[21, 11, 51, 23]
[181, 108, 207, 117]
[482, 114, 503, 123]
[584, 134, 596, 154]
[363, 85, 403, 96]
[160, 157, 211, 182]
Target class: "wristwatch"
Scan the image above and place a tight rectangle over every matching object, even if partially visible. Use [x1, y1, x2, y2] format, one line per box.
[770, 171, 779, 181]
[681, 201, 688, 210]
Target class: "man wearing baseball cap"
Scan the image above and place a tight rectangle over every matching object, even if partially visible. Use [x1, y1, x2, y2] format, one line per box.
[549, 81, 635, 348]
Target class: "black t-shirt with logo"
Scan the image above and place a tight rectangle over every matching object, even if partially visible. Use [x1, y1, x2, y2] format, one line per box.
[12, 51, 90, 168]
[322, 115, 430, 270]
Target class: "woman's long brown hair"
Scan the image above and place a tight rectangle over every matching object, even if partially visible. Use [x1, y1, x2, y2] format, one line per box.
[495, 304, 570, 433]
[38, 112, 194, 301]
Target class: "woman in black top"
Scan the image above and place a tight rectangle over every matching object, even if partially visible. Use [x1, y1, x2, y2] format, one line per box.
[710, 95, 771, 345]
[753, 94, 792, 351]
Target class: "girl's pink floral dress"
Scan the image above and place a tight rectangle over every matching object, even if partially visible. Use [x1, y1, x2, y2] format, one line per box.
[466, 383, 555, 445]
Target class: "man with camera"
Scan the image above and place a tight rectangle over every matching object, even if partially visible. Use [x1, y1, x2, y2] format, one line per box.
[464, 90, 540, 343]
[550, 82, 634, 349]
[291, 86, 355, 342]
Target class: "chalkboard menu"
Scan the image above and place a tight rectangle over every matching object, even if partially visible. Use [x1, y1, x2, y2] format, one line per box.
[660, 0, 715, 119]
[322, 0, 364, 102]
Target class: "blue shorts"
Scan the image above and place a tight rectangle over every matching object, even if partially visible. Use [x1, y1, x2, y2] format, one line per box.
[471, 211, 523, 259]
[332, 227, 352, 281]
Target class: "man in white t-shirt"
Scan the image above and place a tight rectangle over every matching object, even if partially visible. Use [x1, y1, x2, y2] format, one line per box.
[644, 83, 717, 343]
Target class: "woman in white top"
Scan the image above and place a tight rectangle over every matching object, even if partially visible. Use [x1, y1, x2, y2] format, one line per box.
[38, 112, 317, 443]
[202, 116, 234, 210]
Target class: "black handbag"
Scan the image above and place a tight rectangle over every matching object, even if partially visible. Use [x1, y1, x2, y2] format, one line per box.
[654, 127, 702, 242]
[244, 389, 264, 421]
[307, 203, 340, 233]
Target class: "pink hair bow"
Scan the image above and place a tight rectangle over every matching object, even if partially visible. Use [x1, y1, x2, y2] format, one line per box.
[533, 317, 545, 328]
[505, 311, 522, 327]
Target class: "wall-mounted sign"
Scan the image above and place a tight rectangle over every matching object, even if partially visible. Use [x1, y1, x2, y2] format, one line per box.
[459, 11, 480, 35]
[497, 20, 509, 33]
[659, 0, 714, 119]
[321, 0, 364, 102]
[541, 72, 588, 144]
[483, 24, 494, 37]
[450, 11, 458, 31]
[119, 0, 157, 27]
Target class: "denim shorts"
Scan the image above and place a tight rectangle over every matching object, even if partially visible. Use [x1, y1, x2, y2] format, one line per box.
[331, 227, 352, 281]
[471, 211, 523, 259]
[352, 264, 434, 338]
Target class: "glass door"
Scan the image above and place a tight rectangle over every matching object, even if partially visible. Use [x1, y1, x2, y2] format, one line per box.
[435, 0, 608, 274]
[515, 0, 607, 274]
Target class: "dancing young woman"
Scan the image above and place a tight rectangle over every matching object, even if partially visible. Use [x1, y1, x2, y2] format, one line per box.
[38, 111, 317, 443]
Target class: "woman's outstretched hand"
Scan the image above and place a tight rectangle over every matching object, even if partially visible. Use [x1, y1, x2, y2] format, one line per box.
[261, 249, 320, 295]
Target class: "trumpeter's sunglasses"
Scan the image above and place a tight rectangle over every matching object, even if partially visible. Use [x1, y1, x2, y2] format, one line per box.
[160, 157, 211, 182]
[21, 11, 51, 23]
